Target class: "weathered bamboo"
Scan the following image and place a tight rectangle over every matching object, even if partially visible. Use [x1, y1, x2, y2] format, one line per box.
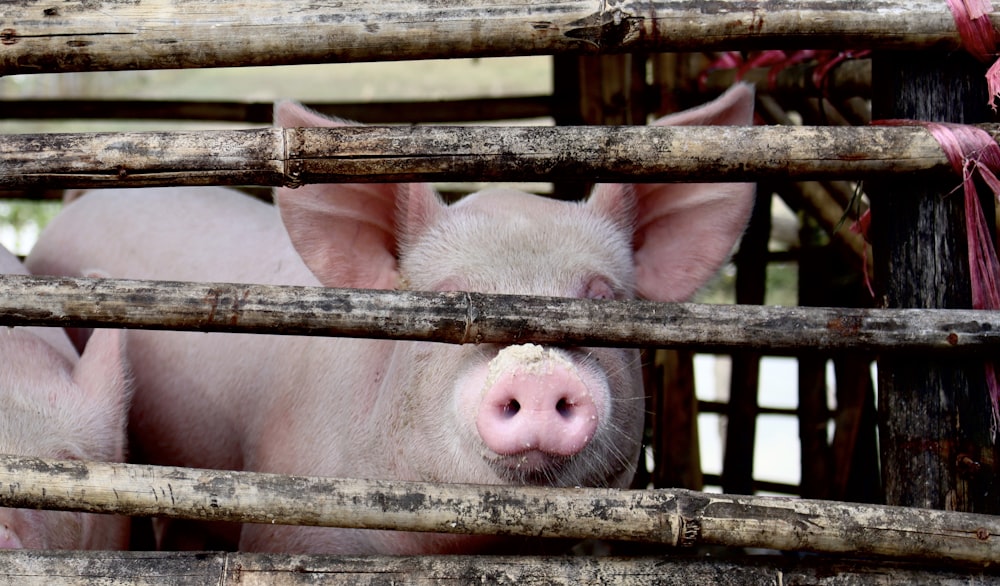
[701, 58, 872, 99]
[0, 1, 982, 75]
[0, 454, 997, 565]
[0, 124, 993, 189]
[0, 275, 998, 354]
[0, 551, 996, 586]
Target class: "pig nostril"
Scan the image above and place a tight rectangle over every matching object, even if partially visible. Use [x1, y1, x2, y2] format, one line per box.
[502, 400, 520, 417]
[556, 397, 572, 417]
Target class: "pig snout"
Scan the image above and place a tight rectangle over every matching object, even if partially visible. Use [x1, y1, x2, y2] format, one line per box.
[476, 345, 601, 463]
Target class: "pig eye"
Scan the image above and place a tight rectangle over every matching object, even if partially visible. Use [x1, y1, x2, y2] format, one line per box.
[583, 278, 615, 300]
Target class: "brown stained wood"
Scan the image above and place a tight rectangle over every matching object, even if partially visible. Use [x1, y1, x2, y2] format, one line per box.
[649, 350, 702, 490]
[0, 124, 991, 189]
[831, 355, 882, 504]
[0, 552, 997, 586]
[3, 275, 1000, 354]
[871, 52, 1000, 514]
[0, 454, 998, 565]
[721, 190, 771, 496]
[797, 222, 834, 501]
[0, 1, 979, 75]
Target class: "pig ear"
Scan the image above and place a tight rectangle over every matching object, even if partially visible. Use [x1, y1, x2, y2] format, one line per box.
[71, 328, 132, 462]
[273, 101, 442, 289]
[589, 84, 757, 302]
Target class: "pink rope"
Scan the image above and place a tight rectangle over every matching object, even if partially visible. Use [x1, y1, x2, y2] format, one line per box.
[874, 119, 1000, 431]
[945, 0, 1000, 109]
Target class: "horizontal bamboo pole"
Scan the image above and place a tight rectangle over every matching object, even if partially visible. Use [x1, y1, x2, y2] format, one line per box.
[0, 275, 997, 354]
[0, 124, 989, 189]
[0, 1, 982, 75]
[701, 58, 872, 100]
[0, 454, 996, 565]
[0, 552, 995, 586]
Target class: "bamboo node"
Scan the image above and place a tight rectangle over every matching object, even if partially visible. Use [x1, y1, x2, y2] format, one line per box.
[678, 516, 701, 547]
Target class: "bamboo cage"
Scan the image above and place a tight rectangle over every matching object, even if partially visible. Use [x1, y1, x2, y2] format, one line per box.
[1, 0, 1000, 583]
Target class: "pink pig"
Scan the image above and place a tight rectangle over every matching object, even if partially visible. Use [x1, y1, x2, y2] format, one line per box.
[0, 244, 131, 550]
[26, 83, 755, 554]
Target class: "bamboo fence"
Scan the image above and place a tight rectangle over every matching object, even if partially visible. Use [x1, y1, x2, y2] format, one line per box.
[2, 1, 1000, 582]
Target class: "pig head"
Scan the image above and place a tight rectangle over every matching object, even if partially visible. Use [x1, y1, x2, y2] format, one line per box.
[0, 246, 131, 550]
[271, 84, 756, 495]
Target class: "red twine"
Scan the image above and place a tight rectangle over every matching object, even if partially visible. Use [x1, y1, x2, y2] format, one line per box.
[698, 50, 863, 97]
[946, 0, 1000, 110]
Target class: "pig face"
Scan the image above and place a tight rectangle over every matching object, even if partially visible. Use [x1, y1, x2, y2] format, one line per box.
[274, 83, 755, 491]
[389, 188, 643, 487]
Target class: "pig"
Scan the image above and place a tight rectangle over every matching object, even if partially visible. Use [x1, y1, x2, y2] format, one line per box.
[0, 244, 131, 550]
[25, 83, 755, 554]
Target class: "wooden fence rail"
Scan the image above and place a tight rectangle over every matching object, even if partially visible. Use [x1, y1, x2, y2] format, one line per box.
[0, 275, 997, 354]
[0, 455, 996, 566]
[1, 551, 996, 586]
[0, 124, 990, 189]
[0, 1, 983, 75]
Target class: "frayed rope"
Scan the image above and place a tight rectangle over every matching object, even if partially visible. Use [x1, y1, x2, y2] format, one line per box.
[872, 119, 1000, 435]
[946, 0, 1000, 110]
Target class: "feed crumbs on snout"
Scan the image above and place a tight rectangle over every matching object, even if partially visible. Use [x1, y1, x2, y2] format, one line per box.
[483, 343, 577, 390]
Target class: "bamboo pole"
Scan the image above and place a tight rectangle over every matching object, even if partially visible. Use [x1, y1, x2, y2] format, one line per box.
[0, 1, 981, 75]
[0, 124, 993, 189]
[0, 551, 995, 586]
[0, 275, 998, 354]
[701, 58, 872, 99]
[0, 454, 996, 565]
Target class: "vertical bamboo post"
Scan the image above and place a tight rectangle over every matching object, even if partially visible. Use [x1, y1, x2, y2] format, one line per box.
[870, 52, 999, 512]
[797, 217, 834, 500]
[720, 185, 771, 495]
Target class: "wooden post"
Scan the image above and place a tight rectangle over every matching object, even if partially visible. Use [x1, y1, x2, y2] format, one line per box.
[721, 185, 771, 495]
[870, 52, 999, 512]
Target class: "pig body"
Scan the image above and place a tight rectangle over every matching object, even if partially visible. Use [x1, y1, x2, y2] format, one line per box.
[0, 245, 131, 550]
[26, 84, 756, 554]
